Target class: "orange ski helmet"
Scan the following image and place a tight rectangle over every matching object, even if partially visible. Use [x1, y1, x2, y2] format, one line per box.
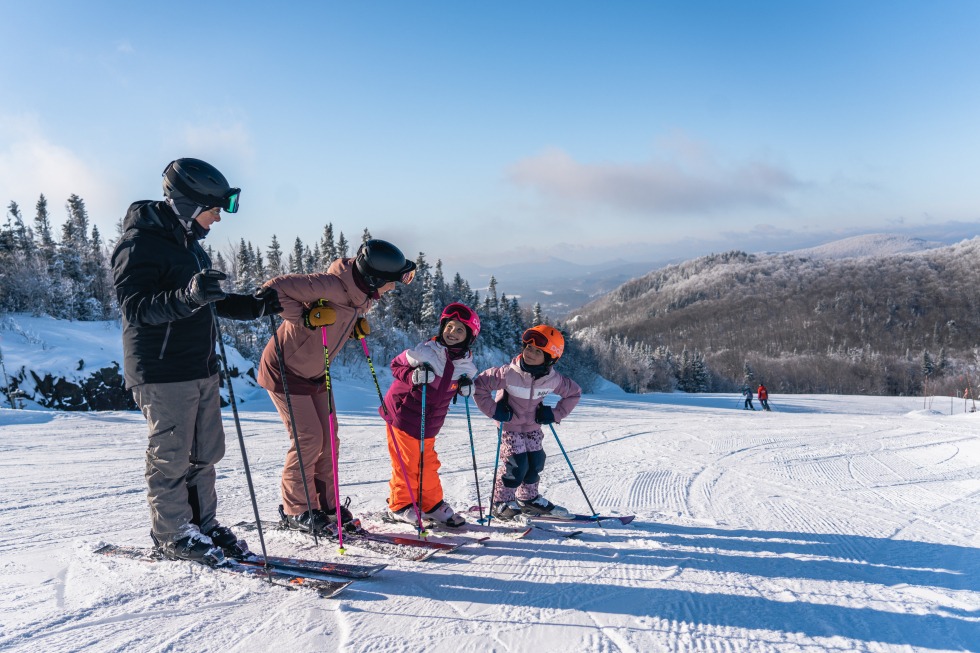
[522, 325, 564, 361]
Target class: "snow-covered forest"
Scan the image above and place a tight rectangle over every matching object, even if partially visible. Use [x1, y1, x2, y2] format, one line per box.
[570, 239, 980, 397]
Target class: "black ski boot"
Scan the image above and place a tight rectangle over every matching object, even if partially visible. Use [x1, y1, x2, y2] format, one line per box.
[491, 500, 523, 521]
[151, 527, 225, 566]
[278, 504, 337, 536]
[207, 525, 249, 558]
[325, 497, 361, 533]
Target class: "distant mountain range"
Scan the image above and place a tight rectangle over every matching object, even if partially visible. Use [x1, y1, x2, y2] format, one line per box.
[455, 233, 958, 320]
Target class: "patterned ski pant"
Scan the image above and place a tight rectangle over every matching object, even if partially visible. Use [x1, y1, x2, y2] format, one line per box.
[493, 428, 546, 502]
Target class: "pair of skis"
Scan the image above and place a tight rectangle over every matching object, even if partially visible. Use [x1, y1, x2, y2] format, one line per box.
[93, 543, 365, 598]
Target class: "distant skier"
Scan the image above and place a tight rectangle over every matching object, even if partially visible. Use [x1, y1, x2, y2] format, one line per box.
[383, 303, 480, 529]
[742, 387, 756, 410]
[757, 383, 770, 411]
[474, 325, 582, 520]
[112, 158, 283, 563]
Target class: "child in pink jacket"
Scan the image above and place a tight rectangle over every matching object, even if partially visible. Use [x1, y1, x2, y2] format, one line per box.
[474, 325, 581, 520]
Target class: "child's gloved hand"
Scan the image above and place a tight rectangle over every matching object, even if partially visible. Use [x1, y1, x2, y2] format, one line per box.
[303, 301, 336, 330]
[412, 364, 436, 385]
[351, 317, 370, 339]
[456, 376, 473, 398]
[535, 404, 555, 425]
[493, 398, 513, 422]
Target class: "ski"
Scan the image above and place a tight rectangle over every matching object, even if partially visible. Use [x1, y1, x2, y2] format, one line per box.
[376, 511, 531, 540]
[93, 544, 352, 598]
[532, 525, 584, 538]
[468, 505, 634, 526]
[234, 520, 465, 562]
[233, 551, 387, 579]
[531, 513, 635, 525]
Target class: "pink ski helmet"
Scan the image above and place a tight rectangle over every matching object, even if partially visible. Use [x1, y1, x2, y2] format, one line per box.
[440, 302, 481, 340]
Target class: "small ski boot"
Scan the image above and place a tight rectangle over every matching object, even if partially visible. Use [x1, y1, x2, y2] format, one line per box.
[490, 500, 523, 521]
[152, 525, 225, 566]
[385, 504, 420, 526]
[517, 495, 573, 519]
[423, 500, 465, 528]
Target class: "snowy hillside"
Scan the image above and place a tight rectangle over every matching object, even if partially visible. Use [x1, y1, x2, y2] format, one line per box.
[789, 234, 945, 260]
[1, 378, 978, 650]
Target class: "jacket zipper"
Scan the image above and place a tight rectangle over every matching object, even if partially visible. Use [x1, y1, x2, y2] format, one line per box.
[159, 323, 172, 359]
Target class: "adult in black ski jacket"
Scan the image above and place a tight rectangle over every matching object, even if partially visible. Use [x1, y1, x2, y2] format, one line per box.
[113, 199, 262, 388]
[111, 158, 281, 565]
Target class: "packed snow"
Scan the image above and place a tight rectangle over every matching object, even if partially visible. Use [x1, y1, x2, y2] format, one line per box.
[0, 319, 978, 652]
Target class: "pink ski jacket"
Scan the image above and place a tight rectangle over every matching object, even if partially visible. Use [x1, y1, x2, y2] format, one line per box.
[473, 356, 582, 430]
[257, 258, 375, 395]
[382, 339, 477, 439]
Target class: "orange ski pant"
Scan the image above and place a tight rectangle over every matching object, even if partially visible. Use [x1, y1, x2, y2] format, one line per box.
[386, 425, 443, 514]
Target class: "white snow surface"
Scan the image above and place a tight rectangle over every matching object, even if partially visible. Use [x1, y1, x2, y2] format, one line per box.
[1, 318, 979, 652]
[788, 234, 944, 260]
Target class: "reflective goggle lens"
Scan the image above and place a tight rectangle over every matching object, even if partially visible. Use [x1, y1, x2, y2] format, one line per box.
[224, 189, 241, 214]
[445, 304, 473, 321]
[522, 329, 550, 349]
[401, 268, 416, 285]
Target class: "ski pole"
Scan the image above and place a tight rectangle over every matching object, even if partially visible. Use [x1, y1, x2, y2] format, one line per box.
[269, 314, 319, 546]
[486, 422, 503, 527]
[462, 390, 485, 524]
[358, 337, 425, 532]
[547, 423, 598, 519]
[417, 366, 429, 536]
[320, 326, 345, 554]
[207, 302, 272, 579]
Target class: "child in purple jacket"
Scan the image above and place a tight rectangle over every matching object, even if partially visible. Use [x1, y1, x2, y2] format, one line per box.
[474, 325, 581, 520]
[382, 303, 480, 528]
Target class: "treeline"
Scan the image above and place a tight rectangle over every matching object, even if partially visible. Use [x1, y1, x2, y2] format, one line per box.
[0, 195, 599, 390]
[569, 240, 980, 396]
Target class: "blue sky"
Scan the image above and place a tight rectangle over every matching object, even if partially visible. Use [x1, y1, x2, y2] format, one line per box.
[1, 1, 978, 270]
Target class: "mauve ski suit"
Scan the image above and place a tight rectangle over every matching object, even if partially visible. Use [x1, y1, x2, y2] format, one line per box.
[257, 258, 375, 516]
[474, 357, 581, 502]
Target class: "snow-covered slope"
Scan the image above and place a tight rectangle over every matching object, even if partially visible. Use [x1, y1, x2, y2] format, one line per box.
[1, 388, 977, 652]
[789, 233, 945, 260]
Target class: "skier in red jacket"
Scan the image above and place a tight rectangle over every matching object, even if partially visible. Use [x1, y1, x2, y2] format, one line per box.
[757, 384, 771, 411]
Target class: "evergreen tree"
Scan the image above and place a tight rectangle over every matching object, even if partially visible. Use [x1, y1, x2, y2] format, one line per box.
[319, 223, 336, 267]
[289, 237, 305, 273]
[361, 228, 372, 244]
[267, 234, 285, 277]
[337, 232, 349, 258]
[34, 194, 55, 266]
[533, 302, 543, 326]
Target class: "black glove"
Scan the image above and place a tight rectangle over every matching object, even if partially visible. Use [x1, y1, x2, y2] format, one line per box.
[493, 397, 513, 423]
[252, 287, 283, 318]
[535, 404, 555, 425]
[456, 376, 473, 398]
[186, 269, 227, 307]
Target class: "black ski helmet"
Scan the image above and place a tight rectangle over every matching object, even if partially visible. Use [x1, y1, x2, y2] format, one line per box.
[354, 239, 417, 290]
[162, 158, 241, 212]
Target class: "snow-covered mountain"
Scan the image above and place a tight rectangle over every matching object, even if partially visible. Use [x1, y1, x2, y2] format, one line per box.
[788, 233, 946, 260]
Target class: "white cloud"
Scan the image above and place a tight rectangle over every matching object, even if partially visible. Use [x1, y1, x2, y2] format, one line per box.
[507, 135, 803, 217]
[179, 120, 255, 172]
[0, 114, 118, 224]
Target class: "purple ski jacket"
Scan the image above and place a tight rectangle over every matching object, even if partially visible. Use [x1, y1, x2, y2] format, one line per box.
[381, 339, 478, 439]
[473, 356, 582, 430]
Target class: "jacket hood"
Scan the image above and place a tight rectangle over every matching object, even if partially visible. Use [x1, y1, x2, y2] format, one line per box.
[122, 200, 179, 234]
